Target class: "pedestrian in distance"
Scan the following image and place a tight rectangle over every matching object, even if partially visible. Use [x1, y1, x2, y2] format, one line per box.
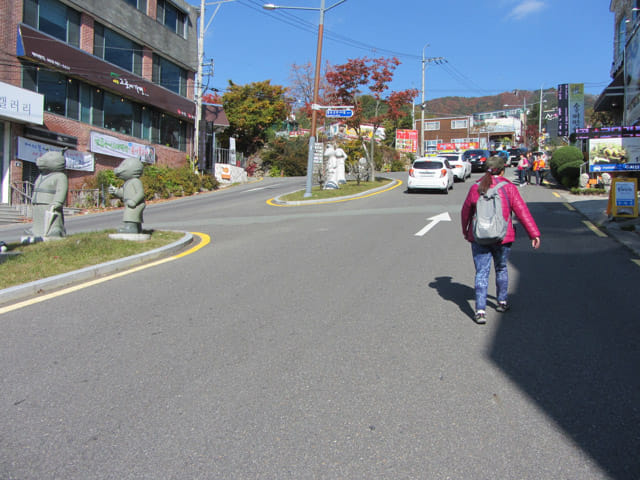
[461, 156, 541, 324]
[533, 153, 547, 185]
[525, 151, 535, 185]
[516, 153, 529, 186]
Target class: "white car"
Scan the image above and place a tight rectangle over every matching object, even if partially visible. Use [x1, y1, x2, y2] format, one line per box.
[439, 153, 471, 182]
[407, 157, 454, 194]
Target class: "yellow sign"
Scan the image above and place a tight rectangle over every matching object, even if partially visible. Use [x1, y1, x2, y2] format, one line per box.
[610, 177, 638, 218]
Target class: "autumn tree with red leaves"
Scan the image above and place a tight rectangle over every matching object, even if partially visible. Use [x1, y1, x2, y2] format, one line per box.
[326, 56, 417, 180]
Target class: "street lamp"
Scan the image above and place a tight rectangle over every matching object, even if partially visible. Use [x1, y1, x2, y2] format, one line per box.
[263, 0, 347, 197]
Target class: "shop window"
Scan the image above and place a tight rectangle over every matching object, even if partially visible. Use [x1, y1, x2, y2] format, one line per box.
[23, 0, 80, 47]
[103, 92, 133, 135]
[157, 113, 187, 151]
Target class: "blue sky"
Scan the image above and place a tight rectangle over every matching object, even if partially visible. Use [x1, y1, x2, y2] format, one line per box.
[187, 0, 613, 101]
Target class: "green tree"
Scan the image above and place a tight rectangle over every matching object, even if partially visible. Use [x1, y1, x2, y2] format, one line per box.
[222, 80, 290, 155]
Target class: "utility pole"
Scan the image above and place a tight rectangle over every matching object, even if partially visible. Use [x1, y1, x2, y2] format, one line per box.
[419, 49, 444, 156]
[194, 0, 237, 172]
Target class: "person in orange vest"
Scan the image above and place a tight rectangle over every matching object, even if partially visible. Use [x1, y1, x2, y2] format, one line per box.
[533, 153, 547, 185]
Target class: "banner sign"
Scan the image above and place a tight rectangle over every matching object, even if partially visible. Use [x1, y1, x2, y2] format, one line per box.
[17, 136, 94, 171]
[90, 131, 155, 163]
[587, 137, 640, 172]
[0, 81, 44, 124]
[395, 129, 418, 153]
[569, 83, 585, 135]
[557, 83, 569, 136]
[436, 142, 479, 152]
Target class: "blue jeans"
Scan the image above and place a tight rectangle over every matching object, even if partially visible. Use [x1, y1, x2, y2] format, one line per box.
[518, 169, 526, 184]
[471, 242, 512, 311]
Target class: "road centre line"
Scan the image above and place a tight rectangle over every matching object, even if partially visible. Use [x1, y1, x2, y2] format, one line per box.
[632, 259, 640, 268]
[563, 202, 576, 211]
[582, 220, 608, 238]
[0, 232, 210, 315]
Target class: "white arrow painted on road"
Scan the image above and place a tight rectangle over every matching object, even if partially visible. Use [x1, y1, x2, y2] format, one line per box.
[414, 212, 452, 236]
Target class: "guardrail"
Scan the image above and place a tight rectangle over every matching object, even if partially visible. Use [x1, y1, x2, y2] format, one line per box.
[10, 181, 33, 218]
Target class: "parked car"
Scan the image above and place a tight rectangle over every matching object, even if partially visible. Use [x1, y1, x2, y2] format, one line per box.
[407, 157, 454, 193]
[494, 150, 510, 164]
[507, 147, 525, 167]
[439, 153, 471, 182]
[462, 149, 492, 172]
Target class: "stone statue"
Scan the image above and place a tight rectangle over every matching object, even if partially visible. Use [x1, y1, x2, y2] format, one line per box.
[25, 150, 68, 241]
[335, 147, 347, 184]
[323, 144, 339, 190]
[109, 157, 146, 234]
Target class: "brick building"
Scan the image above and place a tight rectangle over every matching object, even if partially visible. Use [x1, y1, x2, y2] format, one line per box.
[0, 0, 227, 206]
[414, 113, 521, 154]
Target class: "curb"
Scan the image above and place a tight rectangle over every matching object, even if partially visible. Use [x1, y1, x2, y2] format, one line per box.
[557, 190, 640, 258]
[270, 178, 401, 206]
[0, 231, 193, 306]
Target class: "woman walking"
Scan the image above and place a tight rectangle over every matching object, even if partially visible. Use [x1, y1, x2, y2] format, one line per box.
[461, 156, 541, 324]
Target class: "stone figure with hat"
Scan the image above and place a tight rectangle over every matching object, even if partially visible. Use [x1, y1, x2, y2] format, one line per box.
[23, 150, 68, 242]
[323, 144, 339, 190]
[108, 157, 146, 236]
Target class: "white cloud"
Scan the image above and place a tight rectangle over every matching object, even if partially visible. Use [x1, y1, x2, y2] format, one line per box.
[507, 0, 546, 20]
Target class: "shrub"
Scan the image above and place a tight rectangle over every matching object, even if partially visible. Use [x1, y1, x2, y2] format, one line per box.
[557, 160, 584, 188]
[550, 146, 584, 185]
[390, 159, 406, 172]
[260, 137, 308, 176]
[140, 165, 218, 200]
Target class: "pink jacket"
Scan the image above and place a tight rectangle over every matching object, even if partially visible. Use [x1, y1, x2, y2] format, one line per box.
[461, 176, 540, 244]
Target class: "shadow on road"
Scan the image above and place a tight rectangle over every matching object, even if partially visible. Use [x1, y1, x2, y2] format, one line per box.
[428, 275, 476, 320]
[488, 201, 640, 479]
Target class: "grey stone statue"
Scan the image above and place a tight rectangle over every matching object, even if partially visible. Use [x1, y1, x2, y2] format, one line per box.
[109, 157, 146, 234]
[26, 150, 68, 241]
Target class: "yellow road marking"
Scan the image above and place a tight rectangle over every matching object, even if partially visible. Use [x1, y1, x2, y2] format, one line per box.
[552, 192, 561, 198]
[632, 259, 640, 268]
[582, 220, 608, 238]
[0, 232, 210, 315]
[563, 202, 576, 211]
[266, 179, 403, 206]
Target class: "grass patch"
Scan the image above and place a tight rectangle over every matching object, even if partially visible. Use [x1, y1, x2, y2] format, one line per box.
[280, 178, 393, 202]
[0, 230, 184, 290]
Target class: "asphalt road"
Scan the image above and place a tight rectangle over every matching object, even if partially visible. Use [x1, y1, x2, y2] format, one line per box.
[1, 173, 638, 479]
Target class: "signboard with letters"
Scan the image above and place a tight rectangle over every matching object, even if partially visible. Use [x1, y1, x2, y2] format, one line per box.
[0, 81, 44, 124]
[576, 126, 640, 172]
[611, 177, 638, 218]
[395, 129, 418, 153]
[90, 131, 155, 163]
[17, 136, 94, 171]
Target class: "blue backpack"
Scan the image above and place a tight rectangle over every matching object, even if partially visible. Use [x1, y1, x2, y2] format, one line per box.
[473, 181, 510, 245]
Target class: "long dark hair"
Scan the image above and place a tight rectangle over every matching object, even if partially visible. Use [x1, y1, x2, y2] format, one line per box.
[477, 171, 495, 195]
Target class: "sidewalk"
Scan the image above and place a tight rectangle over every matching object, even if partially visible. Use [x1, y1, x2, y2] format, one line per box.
[558, 190, 640, 258]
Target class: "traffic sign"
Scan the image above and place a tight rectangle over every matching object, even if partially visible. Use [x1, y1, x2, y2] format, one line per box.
[326, 108, 353, 118]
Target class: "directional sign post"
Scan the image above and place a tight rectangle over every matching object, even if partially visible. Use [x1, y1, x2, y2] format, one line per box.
[326, 108, 353, 118]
